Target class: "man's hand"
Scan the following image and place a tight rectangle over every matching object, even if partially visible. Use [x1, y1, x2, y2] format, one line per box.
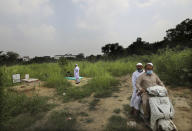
[137, 88, 145, 96]
[139, 88, 145, 93]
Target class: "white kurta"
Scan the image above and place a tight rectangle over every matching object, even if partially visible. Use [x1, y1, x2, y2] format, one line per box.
[130, 70, 144, 110]
[74, 66, 80, 82]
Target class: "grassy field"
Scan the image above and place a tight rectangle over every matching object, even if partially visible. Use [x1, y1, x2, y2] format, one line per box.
[0, 48, 192, 130]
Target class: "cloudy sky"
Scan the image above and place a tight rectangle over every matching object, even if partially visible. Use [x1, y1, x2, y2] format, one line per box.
[0, 0, 192, 57]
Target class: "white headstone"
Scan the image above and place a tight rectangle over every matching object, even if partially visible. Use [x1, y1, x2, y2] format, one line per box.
[12, 74, 21, 83]
[25, 74, 29, 80]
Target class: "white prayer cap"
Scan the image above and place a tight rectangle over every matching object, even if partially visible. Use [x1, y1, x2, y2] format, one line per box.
[136, 63, 143, 66]
[147, 63, 153, 66]
[75, 64, 78, 66]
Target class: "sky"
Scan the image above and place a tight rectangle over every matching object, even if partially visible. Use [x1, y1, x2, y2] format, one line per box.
[0, 0, 192, 57]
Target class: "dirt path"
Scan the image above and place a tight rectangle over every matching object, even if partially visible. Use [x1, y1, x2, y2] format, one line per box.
[26, 75, 192, 131]
[169, 88, 192, 131]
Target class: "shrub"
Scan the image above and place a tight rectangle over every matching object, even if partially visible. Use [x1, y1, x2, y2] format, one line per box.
[105, 115, 138, 131]
[152, 49, 192, 86]
[35, 110, 78, 131]
[1, 92, 52, 126]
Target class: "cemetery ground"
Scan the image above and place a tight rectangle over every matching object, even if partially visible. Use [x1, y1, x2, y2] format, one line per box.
[1, 49, 192, 131]
[2, 75, 192, 131]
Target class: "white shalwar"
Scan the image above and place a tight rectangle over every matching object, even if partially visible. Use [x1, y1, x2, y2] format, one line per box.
[74, 66, 80, 83]
[130, 70, 144, 110]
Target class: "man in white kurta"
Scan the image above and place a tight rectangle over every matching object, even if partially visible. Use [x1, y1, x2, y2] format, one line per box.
[130, 63, 144, 114]
[74, 64, 80, 84]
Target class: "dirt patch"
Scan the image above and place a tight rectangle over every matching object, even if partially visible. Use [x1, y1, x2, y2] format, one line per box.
[9, 81, 57, 97]
[28, 75, 148, 131]
[22, 76, 192, 131]
[169, 88, 192, 131]
[67, 77, 92, 87]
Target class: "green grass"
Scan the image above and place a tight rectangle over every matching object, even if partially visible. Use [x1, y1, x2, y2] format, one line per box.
[62, 72, 119, 101]
[152, 49, 192, 86]
[35, 110, 79, 131]
[84, 118, 94, 123]
[123, 104, 132, 116]
[89, 98, 100, 111]
[79, 112, 89, 117]
[113, 108, 121, 114]
[0, 48, 192, 130]
[2, 48, 192, 89]
[105, 115, 138, 131]
[2, 113, 45, 131]
[1, 92, 54, 130]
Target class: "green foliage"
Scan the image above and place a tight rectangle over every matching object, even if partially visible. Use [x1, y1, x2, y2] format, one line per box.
[44, 72, 72, 95]
[1, 92, 52, 125]
[2, 113, 45, 131]
[62, 72, 119, 101]
[35, 110, 78, 131]
[0, 48, 191, 130]
[58, 57, 68, 66]
[123, 104, 132, 116]
[113, 108, 121, 114]
[120, 48, 192, 87]
[0, 51, 20, 66]
[105, 115, 138, 131]
[152, 48, 192, 86]
[89, 98, 100, 110]
[0, 67, 4, 129]
[58, 57, 70, 76]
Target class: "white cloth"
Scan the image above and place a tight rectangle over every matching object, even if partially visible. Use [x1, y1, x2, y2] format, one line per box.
[136, 63, 143, 66]
[130, 70, 144, 110]
[74, 66, 80, 82]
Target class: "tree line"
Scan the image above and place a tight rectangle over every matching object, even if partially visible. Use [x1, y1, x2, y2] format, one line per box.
[101, 18, 192, 58]
[0, 18, 191, 65]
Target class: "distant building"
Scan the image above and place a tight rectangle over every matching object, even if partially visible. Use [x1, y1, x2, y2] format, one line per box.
[54, 54, 77, 60]
[23, 56, 30, 61]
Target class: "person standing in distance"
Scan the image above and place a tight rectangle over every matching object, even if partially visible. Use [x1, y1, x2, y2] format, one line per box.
[74, 64, 80, 84]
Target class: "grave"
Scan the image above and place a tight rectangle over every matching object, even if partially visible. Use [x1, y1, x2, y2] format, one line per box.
[10, 74, 39, 92]
[12, 74, 21, 83]
[22, 74, 39, 83]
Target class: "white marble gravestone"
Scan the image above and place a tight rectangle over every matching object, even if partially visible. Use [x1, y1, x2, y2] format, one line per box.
[12, 74, 21, 83]
[25, 74, 29, 80]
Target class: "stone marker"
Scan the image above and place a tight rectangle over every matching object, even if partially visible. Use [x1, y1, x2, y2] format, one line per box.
[25, 74, 29, 80]
[12, 74, 21, 83]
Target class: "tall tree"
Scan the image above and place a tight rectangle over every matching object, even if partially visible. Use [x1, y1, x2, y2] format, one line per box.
[166, 19, 192, 41]
[76, 53, 85, 60]
[101, 43, 124, 57]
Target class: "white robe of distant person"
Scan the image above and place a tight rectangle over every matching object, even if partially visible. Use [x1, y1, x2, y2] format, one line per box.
[74, 65, 80, 83]
[130, 69, 144, 110]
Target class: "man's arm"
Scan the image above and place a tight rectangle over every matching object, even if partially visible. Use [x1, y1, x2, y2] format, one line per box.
[132, 72, 136, 89]
[136, 75, 143, 91]
[156, 75, 164, 87]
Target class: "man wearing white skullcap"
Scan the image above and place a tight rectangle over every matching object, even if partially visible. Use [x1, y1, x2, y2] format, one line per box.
[130, 63, 144, 114]
[74, 64, 80, 84]
[136, 62, 164, 124]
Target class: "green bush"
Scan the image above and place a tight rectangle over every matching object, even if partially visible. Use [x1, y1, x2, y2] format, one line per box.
[152, 49, 192, 86]
[63, 72, 119, 101]
[44, 72, 72, 95]
[1, 92, 52, 125]
[35, 110, 78, 131]
[105, 115, 138, 131]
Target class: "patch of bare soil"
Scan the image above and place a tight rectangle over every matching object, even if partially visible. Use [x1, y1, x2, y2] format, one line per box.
[67, 77, 92, 87]
[9, 81, 56, 97]
[168, 88, 192, 131]
[27, 75, 148, 131]
[22, 76, 192, 131]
